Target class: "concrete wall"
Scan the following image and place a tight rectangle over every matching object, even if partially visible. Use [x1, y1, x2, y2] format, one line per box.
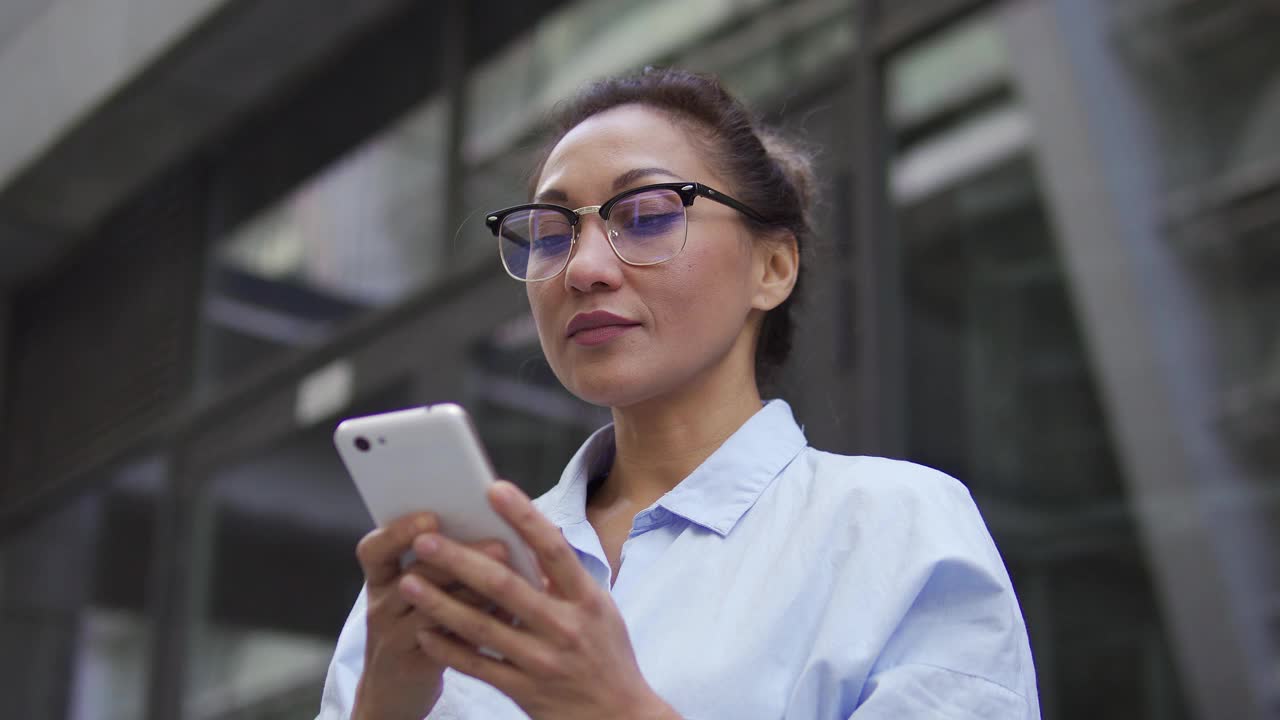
[0, 0, 227, 190]
[0, 0, 418, 291]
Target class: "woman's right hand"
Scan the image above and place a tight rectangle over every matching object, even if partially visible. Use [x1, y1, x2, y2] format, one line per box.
[351, 512, 511, 720]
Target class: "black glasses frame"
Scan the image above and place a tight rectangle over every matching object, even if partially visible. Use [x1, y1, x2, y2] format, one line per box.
[486, 181, 769, 281]
[484, 181, 767, 236]
[485, 182, 770, 281]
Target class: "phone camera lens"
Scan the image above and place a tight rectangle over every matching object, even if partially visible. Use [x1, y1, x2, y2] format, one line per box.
[354, 436, 371, 452]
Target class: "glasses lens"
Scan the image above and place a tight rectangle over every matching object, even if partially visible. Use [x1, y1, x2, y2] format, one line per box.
[499, 209, 574, 281]
[607, 189, 686, 265]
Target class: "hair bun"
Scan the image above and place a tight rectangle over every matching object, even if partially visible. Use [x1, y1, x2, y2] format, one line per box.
[757, 128, 817, 218]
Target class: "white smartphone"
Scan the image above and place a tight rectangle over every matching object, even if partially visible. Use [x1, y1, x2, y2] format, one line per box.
[333, 403, 542, 588]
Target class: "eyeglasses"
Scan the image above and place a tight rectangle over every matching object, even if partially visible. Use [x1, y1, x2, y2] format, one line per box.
[485, 182, 767, 282]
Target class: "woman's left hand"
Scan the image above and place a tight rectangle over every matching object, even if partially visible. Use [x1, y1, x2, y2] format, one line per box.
[398, 480, 679, 720]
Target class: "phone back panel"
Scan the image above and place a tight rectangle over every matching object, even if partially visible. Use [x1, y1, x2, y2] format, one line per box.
[333, 404, 540, 584]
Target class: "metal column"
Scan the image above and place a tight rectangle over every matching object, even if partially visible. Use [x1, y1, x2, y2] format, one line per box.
[849, 0, 907, 458]
[1000, 1, 1277, 717]
[145, 446, 215, 720]
[847, 0, 997, 458]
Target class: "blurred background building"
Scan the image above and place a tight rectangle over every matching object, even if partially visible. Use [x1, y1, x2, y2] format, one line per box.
[0, 0, 1277, 718]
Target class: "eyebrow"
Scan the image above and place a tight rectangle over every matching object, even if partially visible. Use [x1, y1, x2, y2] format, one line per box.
[534, 167, 685, 204]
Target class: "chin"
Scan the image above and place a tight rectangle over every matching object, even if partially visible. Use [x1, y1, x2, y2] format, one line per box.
[562, 373, 650, 409]
[554, 357, 669, 409]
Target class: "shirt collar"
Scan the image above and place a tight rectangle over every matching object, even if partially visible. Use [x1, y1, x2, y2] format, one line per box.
[535, 399, 808, 536]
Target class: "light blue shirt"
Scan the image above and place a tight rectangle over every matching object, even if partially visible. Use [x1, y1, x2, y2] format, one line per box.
[318, 400, 1040, 719]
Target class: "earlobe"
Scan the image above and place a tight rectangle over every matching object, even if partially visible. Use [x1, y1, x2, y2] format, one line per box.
[752, 232, 799, 312]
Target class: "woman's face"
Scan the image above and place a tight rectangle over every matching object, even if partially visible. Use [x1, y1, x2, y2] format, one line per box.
[527, 104, 769, 409]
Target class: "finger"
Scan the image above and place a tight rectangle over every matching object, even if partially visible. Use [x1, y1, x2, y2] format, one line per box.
[411, 532, 561, 638]
[402, 539, 512, 621]
[489, 481, 593, 601]
[356, 512, 438, 586]
[402, 569, 495, 613]
[400, 574, 545, 673]
[368, 579, 414, 620]
[403, 539, 509, 589]
[385, 600, 437, 652]
[415, 627, 527, 696]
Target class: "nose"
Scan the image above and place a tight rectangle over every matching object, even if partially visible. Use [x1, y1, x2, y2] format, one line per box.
[563, 215, 623, 293]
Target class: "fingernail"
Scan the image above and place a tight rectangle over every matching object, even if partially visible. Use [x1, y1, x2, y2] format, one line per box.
[401, 575, 425, 597]
[492, 483, 515, 507]
[416, 534, 439, 555]
[415, 514, 432, 532]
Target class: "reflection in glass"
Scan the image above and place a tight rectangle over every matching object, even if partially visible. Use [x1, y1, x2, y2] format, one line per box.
[896, 112, 1190, 719]
[0, 458, 160, 720]
[183, 398, 387, 719]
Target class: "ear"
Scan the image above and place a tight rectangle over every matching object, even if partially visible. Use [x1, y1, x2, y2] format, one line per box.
[751, 231, 799, 312]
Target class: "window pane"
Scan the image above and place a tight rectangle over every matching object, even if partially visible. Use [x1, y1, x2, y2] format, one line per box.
[0, 458, 160, 720]
[179, 381, 404, 719]
[891, 17, 1191, 719]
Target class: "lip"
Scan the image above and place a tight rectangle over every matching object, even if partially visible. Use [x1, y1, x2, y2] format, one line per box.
[565, 310, 641, 340]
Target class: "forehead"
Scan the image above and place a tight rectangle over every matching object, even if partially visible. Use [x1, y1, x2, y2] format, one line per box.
[536, 105, 719, 196]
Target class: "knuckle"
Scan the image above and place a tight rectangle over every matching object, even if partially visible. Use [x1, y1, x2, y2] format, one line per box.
[579, 587, 607, 614]
[516, 504, 541, 526]
[547, 609, 586, 650]
[461, 614, 492, 646]
[491, 570, 521, 599]
[553, 615, 585, 651]
[578, 584, 606, 609]
[355, 531, 381, 568]
[540, 538, 572, 565]
[527, 649, 560, 677]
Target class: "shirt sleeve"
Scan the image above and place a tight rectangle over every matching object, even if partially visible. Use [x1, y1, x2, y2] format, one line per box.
[786, 458, 1040, 720]
[850, 663, 1030, 719]
[850, 465, 1039, 719]
[316, 587, 369, 720]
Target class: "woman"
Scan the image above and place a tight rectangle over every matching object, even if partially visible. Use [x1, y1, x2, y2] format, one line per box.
[319, 68, 1040, 719]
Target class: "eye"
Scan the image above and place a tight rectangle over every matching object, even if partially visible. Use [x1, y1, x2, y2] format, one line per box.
[620, 210, 682, 236]
[532, 232, 573, 256]
[612, 190, 685, 238]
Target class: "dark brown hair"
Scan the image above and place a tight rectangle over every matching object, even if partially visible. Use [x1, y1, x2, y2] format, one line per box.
[528, 67, 818, 386]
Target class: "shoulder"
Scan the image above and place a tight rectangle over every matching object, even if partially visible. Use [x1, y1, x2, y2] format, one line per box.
[780, 450, 1004, 567]
[802, 449, 965, 490]
[793, 450, 980, 520]
[776, 452, 1037, 708]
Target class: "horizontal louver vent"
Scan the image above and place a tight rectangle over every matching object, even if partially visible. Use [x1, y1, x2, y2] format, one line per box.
[1, 168, 204, 510]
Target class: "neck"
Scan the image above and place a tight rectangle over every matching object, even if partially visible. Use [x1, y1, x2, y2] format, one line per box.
[595, 352, 764, 509]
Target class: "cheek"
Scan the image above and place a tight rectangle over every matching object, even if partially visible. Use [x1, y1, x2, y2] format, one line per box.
[526, 286, 561, 350]
[652, 242, 754, 330]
